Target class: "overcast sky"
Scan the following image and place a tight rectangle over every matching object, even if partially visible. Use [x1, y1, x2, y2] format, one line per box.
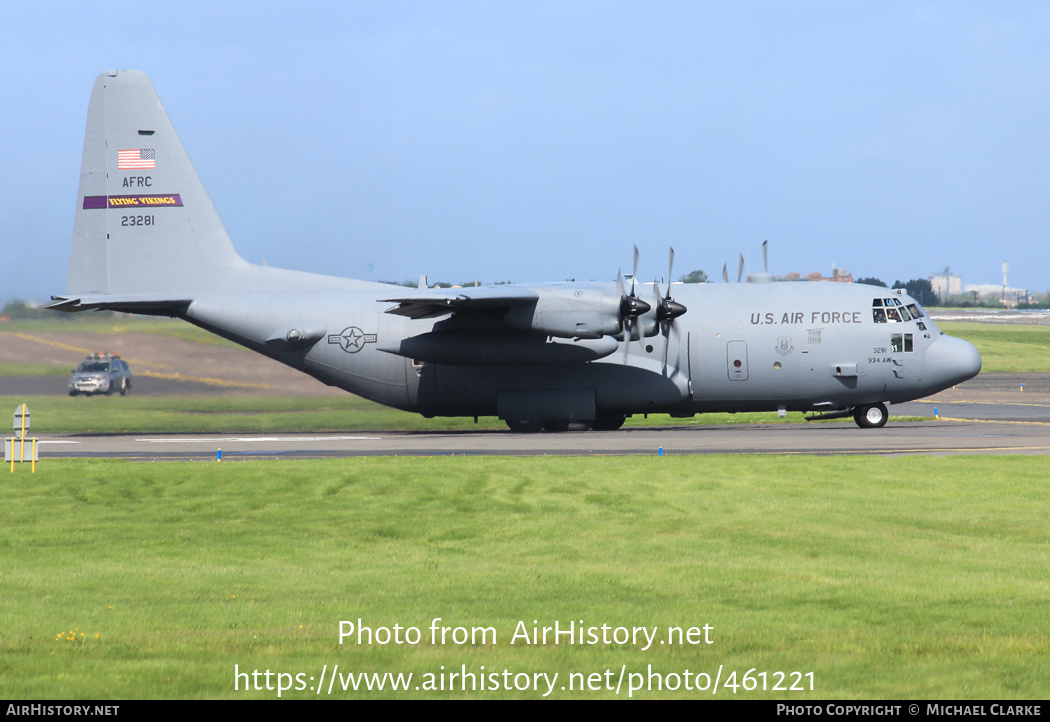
[3, 1, 1049, 302]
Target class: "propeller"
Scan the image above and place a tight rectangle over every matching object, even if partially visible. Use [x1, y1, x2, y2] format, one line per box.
[737, 253, 745, 283]
[617, 245, 651, 328]
[617, 246, 653, 363]
[654, 248, 687, 325]
[653, 248, 687, 372]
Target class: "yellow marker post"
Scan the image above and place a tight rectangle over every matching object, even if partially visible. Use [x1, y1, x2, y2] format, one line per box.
[19, 403, 26, 463]
[8, 403, 38, 473]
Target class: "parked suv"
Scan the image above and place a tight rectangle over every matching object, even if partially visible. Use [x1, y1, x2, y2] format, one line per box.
[68, 353, 132, 396]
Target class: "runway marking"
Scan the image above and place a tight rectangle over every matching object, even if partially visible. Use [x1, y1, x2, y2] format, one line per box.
[775, 445, 1050, 455]
[914, 399, 1050, 409]
[135, 436, 382, 443]
[936, 416, 1050, 426]
[138, 370, 273, 390]
[10, 332, 96, 355]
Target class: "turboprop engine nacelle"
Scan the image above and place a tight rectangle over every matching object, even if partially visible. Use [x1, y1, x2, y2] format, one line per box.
[502, 287, 624, 339]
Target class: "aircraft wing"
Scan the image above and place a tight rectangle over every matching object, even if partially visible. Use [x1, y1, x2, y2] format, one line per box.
[379, 287, 540, 320]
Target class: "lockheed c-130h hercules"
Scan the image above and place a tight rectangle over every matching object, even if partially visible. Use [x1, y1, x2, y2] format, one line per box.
[50, 71, 982, 431]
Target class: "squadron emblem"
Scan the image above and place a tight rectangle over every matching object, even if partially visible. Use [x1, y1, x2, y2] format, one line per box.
[775, 336, 795, 356]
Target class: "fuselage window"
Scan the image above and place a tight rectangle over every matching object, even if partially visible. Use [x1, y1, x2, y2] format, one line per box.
[890, 333, 914, 353]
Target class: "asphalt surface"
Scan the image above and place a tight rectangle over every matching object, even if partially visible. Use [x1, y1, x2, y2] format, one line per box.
[27, 373, 1050, 459]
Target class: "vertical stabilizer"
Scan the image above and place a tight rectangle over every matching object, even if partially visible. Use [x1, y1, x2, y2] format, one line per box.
[67, 70, 251, 295]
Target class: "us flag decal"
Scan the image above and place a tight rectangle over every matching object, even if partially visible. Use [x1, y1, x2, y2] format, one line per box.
[118, 148, 156, 169]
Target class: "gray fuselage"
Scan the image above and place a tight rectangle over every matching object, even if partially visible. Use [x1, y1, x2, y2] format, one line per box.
[180, 279, 979, 421]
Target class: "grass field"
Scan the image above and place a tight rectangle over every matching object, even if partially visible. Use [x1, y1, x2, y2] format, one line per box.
[937, 322, 1050, 373]
[1, 456, 1047, 699]
[0, 316, 237, 347]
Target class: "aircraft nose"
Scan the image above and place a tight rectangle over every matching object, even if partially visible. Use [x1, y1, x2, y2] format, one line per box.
[925, 335, 982, 388]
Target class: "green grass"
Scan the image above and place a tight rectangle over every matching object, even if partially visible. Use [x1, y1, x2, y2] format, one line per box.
[0, 363, 71, 376]
[1, 317, 237, 347]
[938, 321, 1050, 373]
[1, 456, 1046, 699]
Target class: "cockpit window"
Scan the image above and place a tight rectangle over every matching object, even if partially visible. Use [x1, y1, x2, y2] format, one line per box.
[872, 297, 924, 324]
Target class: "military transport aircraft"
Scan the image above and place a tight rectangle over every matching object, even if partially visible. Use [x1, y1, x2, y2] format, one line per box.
[50, 71, 982, 431]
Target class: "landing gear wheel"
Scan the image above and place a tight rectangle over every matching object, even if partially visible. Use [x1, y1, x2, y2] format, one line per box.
[541, 420, 570, 432]
[854, 403, 888, 429]
[505, 419, 543, 433]
[591, 413, 627, 431]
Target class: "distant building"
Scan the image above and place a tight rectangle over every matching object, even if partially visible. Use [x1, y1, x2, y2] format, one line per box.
[781, 268, 852, 283]
[830, 267, 853, 283]
[964, 283, 1029, 307]
[929, 273, 963, 300]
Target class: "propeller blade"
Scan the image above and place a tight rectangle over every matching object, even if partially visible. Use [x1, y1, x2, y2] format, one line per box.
[762, 240, 768, 272]
[667, 247, 675, 294]
[722, 264, 728, 283]
[631, 245, 640, 295]
[737, 254, 745, 283]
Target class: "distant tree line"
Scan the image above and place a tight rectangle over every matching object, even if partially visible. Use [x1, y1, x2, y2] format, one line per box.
[1, 300, 117, 321]
[1, 300, 54, 320]
[855, 277, 935, 304]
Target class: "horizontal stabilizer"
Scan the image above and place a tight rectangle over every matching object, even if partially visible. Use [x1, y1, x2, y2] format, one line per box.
[47, 294, 191, 315]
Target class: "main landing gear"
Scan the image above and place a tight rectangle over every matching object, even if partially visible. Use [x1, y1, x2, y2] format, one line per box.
[504, 413, 627, 433]
[853, 402, 888, 429]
